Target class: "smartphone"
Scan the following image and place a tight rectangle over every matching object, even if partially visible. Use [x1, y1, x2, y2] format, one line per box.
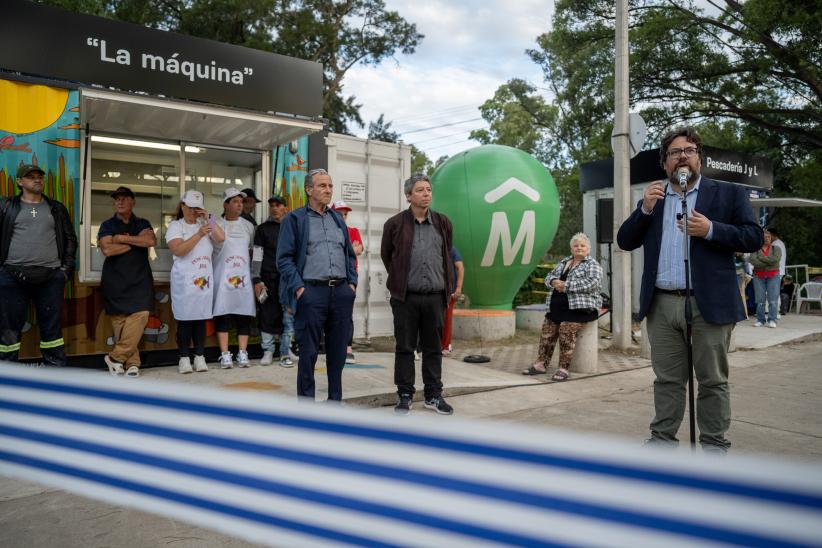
[258, 286, 269, 304]
[208, 213, 216, 229]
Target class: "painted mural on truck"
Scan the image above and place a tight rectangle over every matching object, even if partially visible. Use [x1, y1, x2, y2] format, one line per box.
[0, 79, 179, 361]
[272, 136, 308, 209]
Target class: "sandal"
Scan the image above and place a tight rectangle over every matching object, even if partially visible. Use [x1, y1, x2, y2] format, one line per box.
[125, 366, 140, 378]
[551, 369, 569, 381]
[522, 365, 547, 376]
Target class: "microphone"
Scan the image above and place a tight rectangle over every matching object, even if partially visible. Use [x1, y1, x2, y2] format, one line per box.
[677, 167, 691, 192]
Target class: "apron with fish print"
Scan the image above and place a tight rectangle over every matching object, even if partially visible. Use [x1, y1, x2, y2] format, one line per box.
[171, 223, 214, 321]
[212, 220, 255, 317]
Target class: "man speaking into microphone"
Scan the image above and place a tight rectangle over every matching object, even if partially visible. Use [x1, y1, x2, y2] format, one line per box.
[617, 126, 762, 454]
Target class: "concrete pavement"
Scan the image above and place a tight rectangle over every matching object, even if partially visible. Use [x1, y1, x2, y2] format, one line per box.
[2, 312, 821, 547]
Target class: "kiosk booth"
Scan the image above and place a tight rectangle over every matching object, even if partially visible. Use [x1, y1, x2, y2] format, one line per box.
[1, 0, 326, 364]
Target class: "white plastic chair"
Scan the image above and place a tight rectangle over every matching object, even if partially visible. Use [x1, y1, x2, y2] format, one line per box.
[795, 282, 822, 313]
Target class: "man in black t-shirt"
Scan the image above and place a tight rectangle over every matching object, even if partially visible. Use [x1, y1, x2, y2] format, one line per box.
[97, 186, 156, 377]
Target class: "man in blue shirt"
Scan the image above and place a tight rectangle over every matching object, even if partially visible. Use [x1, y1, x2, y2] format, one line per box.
[617, 127, 762, 453]
[277, 169, 358, 401]
[97, 186, 156, 377]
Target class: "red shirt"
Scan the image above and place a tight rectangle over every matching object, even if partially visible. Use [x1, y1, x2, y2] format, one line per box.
[348, 226, 363, 269]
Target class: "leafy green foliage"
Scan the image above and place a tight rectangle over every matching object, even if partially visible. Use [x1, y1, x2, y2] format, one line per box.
[473, 0, 821, 264]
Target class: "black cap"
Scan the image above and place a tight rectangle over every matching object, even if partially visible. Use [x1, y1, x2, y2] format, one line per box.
[242, 188, 261, 202]
[16, 164, 45, 179]
[268, 195, 287, 206]
[110, 186, 135, 199]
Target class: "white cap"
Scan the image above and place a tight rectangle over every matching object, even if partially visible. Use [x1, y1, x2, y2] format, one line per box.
[181, 190, 204, 209]
[332, 200, 352, 212]
[222, 187, 247, 202]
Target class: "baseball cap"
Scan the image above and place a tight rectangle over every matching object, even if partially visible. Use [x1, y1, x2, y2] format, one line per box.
[242, 188, 261, 202]
[110, 186, 135, 199]
[268, 195, 287, 206]
[16, 164, 45, 179]
[181, 190, 205, 209]
[332, 200, 352, 212]
[222, 187, 247, 202]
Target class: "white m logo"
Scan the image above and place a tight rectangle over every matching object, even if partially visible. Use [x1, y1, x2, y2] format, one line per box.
[481, 211, 535, 267]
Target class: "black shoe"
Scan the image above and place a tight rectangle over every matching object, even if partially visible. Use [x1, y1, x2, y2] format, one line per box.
[394, 393, 412, 415]
[424, 396, 454, 415]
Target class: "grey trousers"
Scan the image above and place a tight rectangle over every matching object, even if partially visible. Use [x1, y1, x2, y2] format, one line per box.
[646, 293, 734, 449]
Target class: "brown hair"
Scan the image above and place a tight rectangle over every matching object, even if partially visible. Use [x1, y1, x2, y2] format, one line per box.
[174, 202, 184, 220]
[659, 126, 703, 166]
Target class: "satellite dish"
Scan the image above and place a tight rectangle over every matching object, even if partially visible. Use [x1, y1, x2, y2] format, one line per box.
[611, 113, 647, 158]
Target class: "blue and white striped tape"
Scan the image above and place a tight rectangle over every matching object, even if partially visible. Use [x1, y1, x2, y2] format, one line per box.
[1, 363, 820, 547]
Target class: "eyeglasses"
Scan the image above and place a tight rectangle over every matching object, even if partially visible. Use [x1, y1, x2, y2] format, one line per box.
[666, 146, 699, 158]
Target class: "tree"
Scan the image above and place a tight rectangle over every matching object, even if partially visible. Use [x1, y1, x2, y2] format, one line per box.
[410, 146, 432, 175]
[473, 0, 822, 263]
[39, 0, 424, 133]
[367, 113, 400, 142]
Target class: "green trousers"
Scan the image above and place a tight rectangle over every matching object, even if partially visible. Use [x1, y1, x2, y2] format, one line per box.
[646, 293, 734, 449]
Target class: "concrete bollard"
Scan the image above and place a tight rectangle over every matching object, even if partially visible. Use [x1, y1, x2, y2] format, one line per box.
[452, 309, 515, 341]
[546, 320, 598, 374]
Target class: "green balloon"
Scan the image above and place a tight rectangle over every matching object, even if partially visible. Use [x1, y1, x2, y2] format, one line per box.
[431, 145, 560, 309]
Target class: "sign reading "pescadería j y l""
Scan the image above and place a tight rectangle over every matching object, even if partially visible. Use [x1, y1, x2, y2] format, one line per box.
[0, 0, 323, 118]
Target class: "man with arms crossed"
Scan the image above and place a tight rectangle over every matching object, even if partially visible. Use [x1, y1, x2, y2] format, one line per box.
[98, 186, 156, 377]
[617, 126, 762, 453]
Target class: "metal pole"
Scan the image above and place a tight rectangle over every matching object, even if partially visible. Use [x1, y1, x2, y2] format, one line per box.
[612, 0, 632, 350]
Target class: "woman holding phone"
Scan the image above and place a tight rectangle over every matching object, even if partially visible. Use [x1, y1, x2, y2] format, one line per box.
[166, 190, 225, 373]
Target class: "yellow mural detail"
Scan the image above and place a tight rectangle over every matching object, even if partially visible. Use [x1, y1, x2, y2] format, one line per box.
[0, 80, 69, 134]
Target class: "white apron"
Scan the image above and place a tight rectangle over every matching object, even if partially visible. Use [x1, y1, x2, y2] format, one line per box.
[171, 225, 214, 321]
[212, 221, 255, 317]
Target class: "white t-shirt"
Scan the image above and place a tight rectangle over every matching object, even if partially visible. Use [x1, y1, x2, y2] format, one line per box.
[212, 217, 255, 255]
[165, 219, 207, 262]
[772, 239, 786, 276]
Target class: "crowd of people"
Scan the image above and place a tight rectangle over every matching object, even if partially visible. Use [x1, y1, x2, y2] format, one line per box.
[0, 126, 783, 440]
[0, 164, 462, 415]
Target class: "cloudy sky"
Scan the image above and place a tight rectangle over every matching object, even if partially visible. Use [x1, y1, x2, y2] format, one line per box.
[344, 0, 555, 162]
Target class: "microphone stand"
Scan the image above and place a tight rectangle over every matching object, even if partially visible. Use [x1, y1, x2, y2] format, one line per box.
[679, 179, 697, 451]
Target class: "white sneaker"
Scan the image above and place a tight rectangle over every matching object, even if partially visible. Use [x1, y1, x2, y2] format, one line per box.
[219, 351, 234, 369]
[237, 349, 250, 367]
[178, 357, 193, 374]
[279, 356, 294, 368]
[753, 321, 764, 327]
[193, 355, 208, 372]
[767, 320, 777, 328]
[260, 350, 274, 366]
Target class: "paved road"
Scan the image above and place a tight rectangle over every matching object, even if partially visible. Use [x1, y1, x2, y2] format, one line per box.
[2, 339, 821, 547]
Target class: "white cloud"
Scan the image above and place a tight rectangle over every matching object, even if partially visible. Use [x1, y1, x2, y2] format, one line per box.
[344, 0, 555, 162]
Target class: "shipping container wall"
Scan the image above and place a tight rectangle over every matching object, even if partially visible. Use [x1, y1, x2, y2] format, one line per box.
[325, 134, 410, 339]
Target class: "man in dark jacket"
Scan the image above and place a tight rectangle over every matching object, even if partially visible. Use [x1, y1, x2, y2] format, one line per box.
[617, 127, 762, 453]
[97, 186, 156, 377]
[252, 195, 291, 367]
[0, 164, 77, 366]
[277, 169, 358, 401]
[381, 173, 455, 416]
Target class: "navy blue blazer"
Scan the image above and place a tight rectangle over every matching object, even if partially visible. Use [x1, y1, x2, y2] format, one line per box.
[276, 205, 358, 312]
[617, 177, 763, 325]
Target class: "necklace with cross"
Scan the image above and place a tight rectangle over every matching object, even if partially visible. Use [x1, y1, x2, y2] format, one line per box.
[30, 207, 37, 218]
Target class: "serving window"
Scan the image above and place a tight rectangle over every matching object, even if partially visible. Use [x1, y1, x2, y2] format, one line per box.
[81, 135, 265, 283]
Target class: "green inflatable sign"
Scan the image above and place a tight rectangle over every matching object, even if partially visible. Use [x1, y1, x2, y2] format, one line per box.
[431, 145, 560, 310]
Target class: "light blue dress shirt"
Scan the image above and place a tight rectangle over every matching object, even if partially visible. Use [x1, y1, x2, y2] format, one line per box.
[643, 176, 714, 290]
